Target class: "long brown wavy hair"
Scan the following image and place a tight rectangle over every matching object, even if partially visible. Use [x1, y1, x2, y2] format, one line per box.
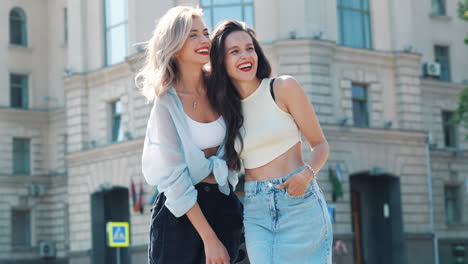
[208, 21, 271, 171]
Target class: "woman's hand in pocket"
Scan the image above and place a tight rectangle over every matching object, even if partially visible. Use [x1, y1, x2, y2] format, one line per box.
[276, 167, 314, 197]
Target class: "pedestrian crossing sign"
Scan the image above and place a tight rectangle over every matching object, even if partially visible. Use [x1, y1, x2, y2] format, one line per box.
[107, 222, 130, 247]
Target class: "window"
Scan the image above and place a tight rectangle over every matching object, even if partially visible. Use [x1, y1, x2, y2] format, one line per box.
[10, 74, 28, 109]
[9, 8, 27, 46]
[104, 0, 128, 65]
[337, 0, 372, 49]
[445, 186, 461, 224]
[352, 84, 369, 127]
[13, 138, 31, 175]
[64, 7, 68, 44]
[442, 111, 457, 148]
[434, 45, 451, 82]
[201, 0, 255, 31]
[111, 101, 123, 142]
[431, 0, 446, 15]
[12, 210, 31, 247]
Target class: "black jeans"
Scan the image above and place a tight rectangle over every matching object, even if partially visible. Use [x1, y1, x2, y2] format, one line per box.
[148, 183, 244, 264]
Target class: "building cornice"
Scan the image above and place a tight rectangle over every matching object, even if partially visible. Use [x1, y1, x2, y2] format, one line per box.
[0, 108, 66, 125]
[266, 38, 336, 50]
[66, 127, 430, 166]
[67, 137, 144, 166]
[0, 108, 49, 123]
[335, 47, 420, 69]
[63, 53, 148, 92]
[322, 124, 427, 143]
[0, 174, 67, 184]
[420, 79, 466, 95]
[85, 62, 133, 88]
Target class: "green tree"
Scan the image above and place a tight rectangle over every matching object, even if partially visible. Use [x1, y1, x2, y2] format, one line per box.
[453, 88, 468, 140]
[454, 1, 468, 139]
[458, 0, 468, 43]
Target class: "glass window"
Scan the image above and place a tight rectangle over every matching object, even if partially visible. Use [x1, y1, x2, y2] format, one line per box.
[13, 138, 31, 175]
[434, 45, 451, 82]
[12, 210, 31, 247]
[64, 7, 68, 44]
[111, 101, 123, 142]
[352, 84, 369, 127]
[10, 74, 28, 109]
[442, 111, 457, 148]
[445, 186, 461, 224]
[9, 8, 28, 46]
[431, 0, 446, 15]
[104, 0, 128, 65]
[337, 0, 372, 49]
[201, 0, 255, 31]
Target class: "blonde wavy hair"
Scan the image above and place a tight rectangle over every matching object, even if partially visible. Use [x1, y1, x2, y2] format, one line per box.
[135, 6, 204, 101]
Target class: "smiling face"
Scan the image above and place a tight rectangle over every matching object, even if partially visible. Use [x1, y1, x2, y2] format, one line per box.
[176, 16, 211, 66]
[223, 31, 258, 83]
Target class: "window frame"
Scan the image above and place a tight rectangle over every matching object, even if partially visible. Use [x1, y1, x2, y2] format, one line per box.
[431, 0, 447, 16]
[200, 0, 255, 31]
[434, 45, 451, 82]
[11, 209, 31, 248]
[337, 0, 373, 49]
[110, 100, 123, 143]
[351, 83, 369, 127]
[441, 110, 457, 148]
[10, 73, 29, 109]
[444, 185, 461, 224]
[103, 0, 128, 66]
[13, 138, 31, 175]
[64, 7, 68, 44]
[9, 7, 28, 46]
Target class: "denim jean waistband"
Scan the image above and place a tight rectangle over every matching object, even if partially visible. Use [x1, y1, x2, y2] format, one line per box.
[244, 165, 318, 195]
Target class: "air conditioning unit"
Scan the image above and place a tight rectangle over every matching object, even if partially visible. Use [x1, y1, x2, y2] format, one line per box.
[38, 241, 56, 258]
[423, 62, 441, 77]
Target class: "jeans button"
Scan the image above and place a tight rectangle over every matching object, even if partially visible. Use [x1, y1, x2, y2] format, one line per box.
[204, 186, 211, 192]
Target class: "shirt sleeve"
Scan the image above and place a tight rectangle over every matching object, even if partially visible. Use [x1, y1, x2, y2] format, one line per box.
[141, 100, 197, 217]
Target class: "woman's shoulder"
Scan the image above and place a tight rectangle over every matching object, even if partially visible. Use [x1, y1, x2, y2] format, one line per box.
[272, 75, 300, 88]
[154, 88, 177, 105]
[150, 88, 180, 114]
[271, 75, 306, 104]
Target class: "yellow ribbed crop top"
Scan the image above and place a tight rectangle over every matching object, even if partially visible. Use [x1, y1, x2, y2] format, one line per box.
[235, 78, 301, 169]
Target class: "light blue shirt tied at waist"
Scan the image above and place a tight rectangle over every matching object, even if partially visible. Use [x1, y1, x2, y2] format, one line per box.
[142, 87, 238, 217]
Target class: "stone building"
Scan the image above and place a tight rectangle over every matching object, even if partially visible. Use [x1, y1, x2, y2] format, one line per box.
[0, 0, 467, 263]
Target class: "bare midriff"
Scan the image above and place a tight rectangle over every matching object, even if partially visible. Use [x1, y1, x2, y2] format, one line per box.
[245, 142, 304, 182]
[200, 146, 219, 184]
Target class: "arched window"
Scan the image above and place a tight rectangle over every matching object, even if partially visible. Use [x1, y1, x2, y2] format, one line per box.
[9, 7, 28, 46]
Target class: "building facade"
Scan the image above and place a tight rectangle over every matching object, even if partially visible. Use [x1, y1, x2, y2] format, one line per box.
[0, 0, 467, 263]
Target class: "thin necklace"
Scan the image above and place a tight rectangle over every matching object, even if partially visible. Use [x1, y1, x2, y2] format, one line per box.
[176, 83, 202, 109]
[191, 92, 199, 109]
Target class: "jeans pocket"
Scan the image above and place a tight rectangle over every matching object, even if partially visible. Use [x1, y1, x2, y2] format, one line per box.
[151, 194, 167, 226]
[285, 183, 315, 200]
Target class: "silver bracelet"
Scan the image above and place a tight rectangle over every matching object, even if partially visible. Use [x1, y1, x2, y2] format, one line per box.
[305, 164, 316, 179]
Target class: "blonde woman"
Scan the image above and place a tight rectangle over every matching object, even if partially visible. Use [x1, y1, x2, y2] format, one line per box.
[137, 7, 243, 264]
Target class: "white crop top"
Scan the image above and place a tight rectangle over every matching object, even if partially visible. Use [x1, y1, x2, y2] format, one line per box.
[185, 114, 226, 150]
[235, 78, 301, 169]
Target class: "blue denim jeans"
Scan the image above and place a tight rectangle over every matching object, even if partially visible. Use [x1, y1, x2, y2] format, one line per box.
[243, 165, 333, 264]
